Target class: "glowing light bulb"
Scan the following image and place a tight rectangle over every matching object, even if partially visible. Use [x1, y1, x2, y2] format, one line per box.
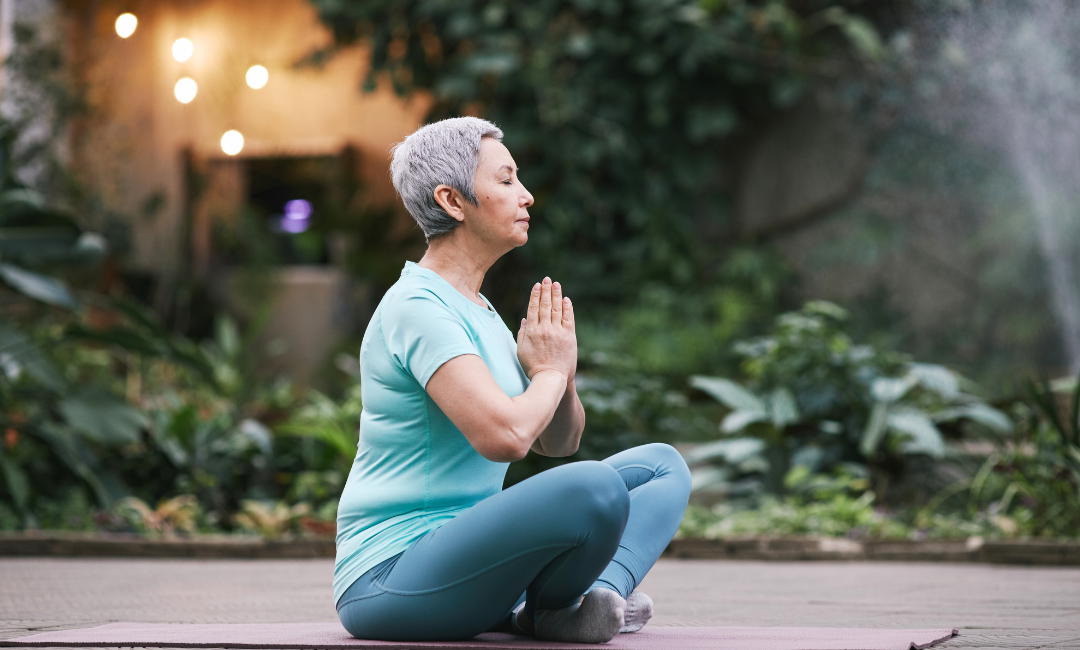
[221, 130, 244, 156]
[174, 78, 197, 104]
[115, 13, 137, 38]
[245, 65, 268, 89]
[172, 38, 194, 63]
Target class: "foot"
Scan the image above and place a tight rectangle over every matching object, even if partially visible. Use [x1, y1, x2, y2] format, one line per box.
[533, 588, 625, 644]
[510, 602, 531, 636]
[620, 591, 653, 633]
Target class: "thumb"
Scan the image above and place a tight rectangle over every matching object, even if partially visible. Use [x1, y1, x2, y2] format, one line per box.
[517, 318, 526, 346]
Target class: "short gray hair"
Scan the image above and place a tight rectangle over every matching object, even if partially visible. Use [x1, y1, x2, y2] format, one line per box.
[390, 116, 505, 242]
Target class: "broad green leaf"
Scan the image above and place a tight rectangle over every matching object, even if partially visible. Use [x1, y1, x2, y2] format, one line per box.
[36, 422, 128, 507]
[238, 419, 273, 455]
[871, 376, 915, 402]
[908, 363, 960, 400]
[683, 437, 766, 465]
[0, 187, 45, 210]
[837, 15, 886, 61]
[888, 409, 946, 458]
[769, 387, 799, 428]
[277, 421, 358, 459]
[0, 263, 78, 309]
[721, 409, 768, 433]
[689, 375, 765, 412]
[688, 466, 732, 492]
[818, 420, 843, 435]
[0, 323, 65, 392]
[59, 389, 147, 445]
[0, 450, 30, 510]
[65, 325, 162, 357]
[215, 316, 241, 361]
[803, 300, 848, 321]
[860, 401, 890, 457]
[783, 464, 812, 489]
[933, 403, 1012, 434]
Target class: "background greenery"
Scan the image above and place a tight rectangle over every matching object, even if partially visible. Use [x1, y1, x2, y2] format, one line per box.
[1, 1, 1078, 540]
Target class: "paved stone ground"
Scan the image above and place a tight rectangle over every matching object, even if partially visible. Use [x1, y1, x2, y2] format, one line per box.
[1, 558, 1078, 649]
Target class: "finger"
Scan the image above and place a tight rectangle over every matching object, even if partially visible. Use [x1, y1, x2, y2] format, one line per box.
[539, 277, 553, 324]
[517, 318, 526, 346]
[562, 297, 575, 330]
[527, 282, 541, 327]
[551, 281, 563, 325]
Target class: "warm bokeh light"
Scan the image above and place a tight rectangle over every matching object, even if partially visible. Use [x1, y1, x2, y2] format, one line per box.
[115, 13, 137, 38]
[174, 78, 197, 104]
[221, 130, 245, 156]
[172, 38, 194, 63]
[246, 65, 269, 89]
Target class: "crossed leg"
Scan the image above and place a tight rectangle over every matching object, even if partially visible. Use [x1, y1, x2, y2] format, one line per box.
[336, 443, 691, 641]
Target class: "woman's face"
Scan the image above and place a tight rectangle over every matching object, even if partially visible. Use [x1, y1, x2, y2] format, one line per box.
[465, 138, 534, 250]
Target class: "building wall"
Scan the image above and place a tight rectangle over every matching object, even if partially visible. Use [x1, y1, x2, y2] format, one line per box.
[68, 0, 428, 274]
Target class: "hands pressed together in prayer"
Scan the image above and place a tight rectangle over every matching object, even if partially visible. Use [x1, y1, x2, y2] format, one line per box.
[516, 277, 577, 382]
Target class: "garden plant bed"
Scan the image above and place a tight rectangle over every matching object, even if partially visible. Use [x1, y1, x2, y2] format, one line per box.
[3, 531, 1078, 565]
[665, 537, 1080, 565]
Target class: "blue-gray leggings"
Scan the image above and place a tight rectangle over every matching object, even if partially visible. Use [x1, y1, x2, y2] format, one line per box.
[336, 443, 692, 641]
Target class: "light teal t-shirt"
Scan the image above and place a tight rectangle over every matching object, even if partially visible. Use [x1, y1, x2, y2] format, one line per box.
[333, 261, 529, 604]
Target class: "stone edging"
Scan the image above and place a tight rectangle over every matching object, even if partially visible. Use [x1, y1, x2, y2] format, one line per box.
[0, 532, 334, 558]
[664, 537, 1080, 565]
[2, 532, 1077, 565]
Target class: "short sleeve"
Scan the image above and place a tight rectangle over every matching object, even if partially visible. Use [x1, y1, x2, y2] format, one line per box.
[381, 287, 480, 388]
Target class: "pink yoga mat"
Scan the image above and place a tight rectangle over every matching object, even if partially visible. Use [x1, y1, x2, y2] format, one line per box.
[0, 622, 957, 650]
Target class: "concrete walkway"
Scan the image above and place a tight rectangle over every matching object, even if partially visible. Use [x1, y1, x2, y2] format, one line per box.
[1, 558, 1077, 649]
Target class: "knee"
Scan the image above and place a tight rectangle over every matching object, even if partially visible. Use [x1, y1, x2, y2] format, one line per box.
[643, 443, 692, 499]
[556, 461, 630, 529]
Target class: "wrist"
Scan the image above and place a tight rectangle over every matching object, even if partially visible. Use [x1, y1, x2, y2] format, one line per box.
[531, 368, 569, 384]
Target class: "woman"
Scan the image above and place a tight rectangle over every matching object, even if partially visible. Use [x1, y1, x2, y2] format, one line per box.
[334, 116, 691, 644]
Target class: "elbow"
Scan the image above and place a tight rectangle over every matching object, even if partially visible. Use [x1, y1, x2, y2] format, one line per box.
[479, 436, 531, 463]
[472, 417, 532, 462]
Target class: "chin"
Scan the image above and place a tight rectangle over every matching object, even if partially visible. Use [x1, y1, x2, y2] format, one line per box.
[511, 223, 529, 246]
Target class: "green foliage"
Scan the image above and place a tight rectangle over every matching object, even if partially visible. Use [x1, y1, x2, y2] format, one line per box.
[577, 247, 793, 378]
[916, 375, 1080, 538]
[687, 301, 1011, 496]
[680, 465, 910, 539]
[506, 352, 713, 486]
[307, 0, 892, 306]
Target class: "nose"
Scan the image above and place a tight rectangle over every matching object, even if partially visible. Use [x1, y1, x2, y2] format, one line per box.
[521, 185, 534, 208]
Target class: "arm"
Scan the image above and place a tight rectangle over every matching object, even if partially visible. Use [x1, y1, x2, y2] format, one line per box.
[425, 277, 579, 463]
[531, 378, 585, 457]
[426, 357, 567, 462]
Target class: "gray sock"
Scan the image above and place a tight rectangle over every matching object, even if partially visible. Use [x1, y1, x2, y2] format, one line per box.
[533, 587, 625, 644]
[620, 591, 653, 633]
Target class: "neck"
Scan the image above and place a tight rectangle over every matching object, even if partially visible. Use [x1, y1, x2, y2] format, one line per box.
[418, 231, 504, 306]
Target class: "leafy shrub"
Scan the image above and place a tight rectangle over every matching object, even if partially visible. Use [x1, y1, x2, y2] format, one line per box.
[687, 301, 1011, 498]
[679, 466, 910, 539]
[505, 351, 712, 486]
[916, 374, 1080, 538]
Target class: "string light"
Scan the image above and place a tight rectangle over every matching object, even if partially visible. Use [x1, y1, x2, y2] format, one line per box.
[115, 13, 137, 38]
[174, 78, 197, 104]
[172, 38, 194, 63]
[221, 130, 245, 156]
[246, 65, 268, 89]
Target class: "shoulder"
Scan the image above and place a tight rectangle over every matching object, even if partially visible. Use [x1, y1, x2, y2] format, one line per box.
[380, 277, 461, 326]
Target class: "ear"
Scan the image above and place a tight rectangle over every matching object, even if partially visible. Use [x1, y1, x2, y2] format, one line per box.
[433, 185, 467, 224]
